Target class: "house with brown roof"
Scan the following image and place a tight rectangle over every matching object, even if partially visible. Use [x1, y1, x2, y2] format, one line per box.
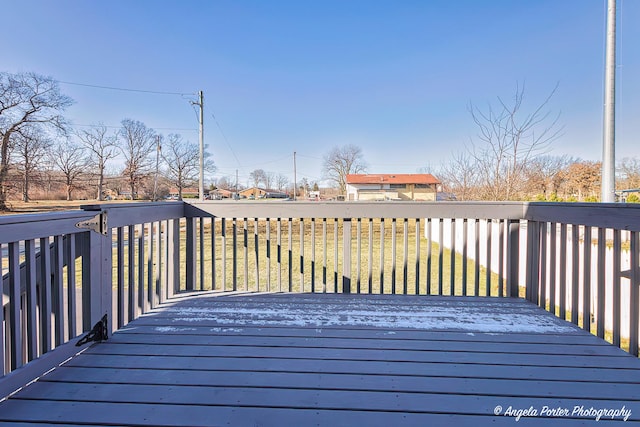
[345, 173, 441, 201]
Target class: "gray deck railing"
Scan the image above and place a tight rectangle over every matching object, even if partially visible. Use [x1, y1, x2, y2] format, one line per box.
[1, 201, 640, 385]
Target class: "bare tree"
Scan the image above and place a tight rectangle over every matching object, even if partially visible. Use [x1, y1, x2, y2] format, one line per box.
[467, 83, 563, 200]
[161, 134, 214, 200]
[119, 119, 156, 200]
[322, 144, 367, 194]
[275, 173, 289, 191]
[564, 160, 601, 201]
[436, 151, 479, 201]
[77, 124, 119, 200]
[50, 140, 87, 201]
[0, 72, 72, 209]
[216, 176, 234, 190]
[618, 157, 640, 190]
[249, 169, 267, 188]
[11, 128, 52, 201]
[524, 155, 574, 199]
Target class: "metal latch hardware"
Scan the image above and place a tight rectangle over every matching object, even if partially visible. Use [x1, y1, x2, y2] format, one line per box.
[75, 212, 108, 235]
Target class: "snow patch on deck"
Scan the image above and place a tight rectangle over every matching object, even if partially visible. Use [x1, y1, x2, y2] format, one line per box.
[153, 326, 197, 333]
[165, 301, 576, 334]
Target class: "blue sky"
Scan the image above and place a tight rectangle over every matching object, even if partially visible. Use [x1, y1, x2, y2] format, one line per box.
[2, 0, 639, 187]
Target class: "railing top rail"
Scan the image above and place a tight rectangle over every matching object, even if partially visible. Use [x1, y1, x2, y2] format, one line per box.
[523, 202, 640, 231]
[0, 210, 96, 244]
[186, 201, 527, 220]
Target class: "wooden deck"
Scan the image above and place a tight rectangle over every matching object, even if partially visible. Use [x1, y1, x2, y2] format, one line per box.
[1, 292, 639, 426]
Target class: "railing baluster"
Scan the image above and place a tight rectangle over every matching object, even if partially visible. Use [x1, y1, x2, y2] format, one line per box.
[333, 218, 338, 293]
[597, 227, 606, 339]
[357, 218, 362, 294]
[232, 218, 237, 292]
[474, 219, 480, 296]
[66, 234, 77, 338]
[450, 218, 456, 296]
[186, 219, 195, 292]
[53, 236, 64, 346]
[486, 220, 492, 297]
[437, 218, 443, 296]
[559, 224, 567, 319]
[221, 218, 227, 292]
[498, 220, 504, 298]
[571, 224, 580, 325]
[582, 226, 592, 331]
[25, 240, 38, 360]
[507, 220, 520, 298]
[613, 229, 621, 347]
[116, 228, 124, 325]
[391, 218, 396, 295]
[127, 225, 135, 321]
[289, 218, 294, 292]
[322, 218, 326, 293]
[379, 218, 385, 294]
[311, 218, 315, 293]
[403, 218, 408, 294]
[278, 218, 282, 292]
[368, 219, 373, 294]
[343, 219, 351, 294]
[426, 218, 432, 294]
[266, 218, 272, 292]
[415, 218, 420, 295]
[462, 219, 468, 296]
[138, 224, 145, 314]
[8, 242, 22, 369]
[299, 218, 304, 292]
[39, 237, 52, 351]
[539, 222, 547, 309]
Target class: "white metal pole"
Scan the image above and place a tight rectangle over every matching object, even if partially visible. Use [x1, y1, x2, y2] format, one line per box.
[602, 0, 616, 202]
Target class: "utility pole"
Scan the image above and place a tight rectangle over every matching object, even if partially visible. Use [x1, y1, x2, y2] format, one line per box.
[293, 151, 297, 201]
[191, 91, 205, 201]
[235, 169, 239, 199]
[602, 0, 616, 203]
[153, 135, 161, 201]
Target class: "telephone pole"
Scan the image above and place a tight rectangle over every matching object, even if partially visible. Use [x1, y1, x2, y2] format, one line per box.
[293, 151, 297, 201]
[198, 91, 205, 201]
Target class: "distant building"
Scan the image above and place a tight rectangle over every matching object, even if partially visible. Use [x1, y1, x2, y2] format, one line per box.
[238, 187, 289, 199]
[346, 173, 441, 201]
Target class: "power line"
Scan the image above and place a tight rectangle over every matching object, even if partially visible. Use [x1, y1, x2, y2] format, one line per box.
[209, 112, 242, 168]
[59, 80, 195, 96]
[72, 123, 197, 132]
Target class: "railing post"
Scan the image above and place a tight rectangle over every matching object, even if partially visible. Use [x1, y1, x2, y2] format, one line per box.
[81, 228, 113, 335]
[342, 219, 351, 294]
[507, 220, 520, 298]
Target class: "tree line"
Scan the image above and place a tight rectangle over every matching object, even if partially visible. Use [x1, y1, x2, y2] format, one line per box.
[0, 71, 214, 210]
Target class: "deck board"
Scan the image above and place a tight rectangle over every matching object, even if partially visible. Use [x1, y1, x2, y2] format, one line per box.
[1, 292, 640, 426]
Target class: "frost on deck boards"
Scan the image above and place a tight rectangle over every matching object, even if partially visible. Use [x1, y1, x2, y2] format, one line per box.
[1, 293, 640, 426]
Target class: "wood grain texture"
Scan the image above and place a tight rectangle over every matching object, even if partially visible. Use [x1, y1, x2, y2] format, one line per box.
[1, 292, 639, 426]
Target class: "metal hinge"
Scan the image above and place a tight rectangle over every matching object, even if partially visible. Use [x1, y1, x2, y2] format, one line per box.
[75, 212, 108, 235]
[76, 314, 109, 347]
